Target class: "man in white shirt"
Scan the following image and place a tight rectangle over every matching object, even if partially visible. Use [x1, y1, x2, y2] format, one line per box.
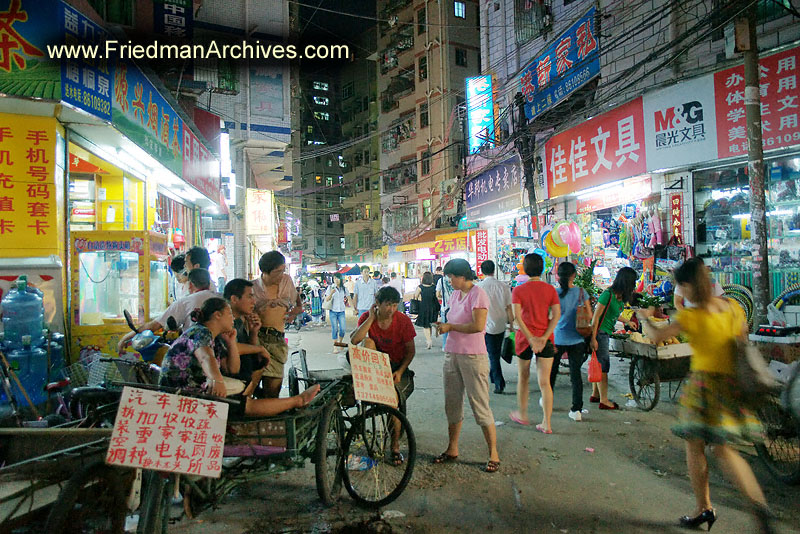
[353, 265, 379, 317]
[117, 268, 219, 351]
[477, 260, 514, 394]
[388, 272, 404, 294]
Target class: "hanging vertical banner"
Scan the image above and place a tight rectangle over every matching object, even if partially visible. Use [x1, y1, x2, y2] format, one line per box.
[183, 126, 220, 204]
[245, 188, 274, 236]
[153, 0, 193, 39]
[714, 45, 800, 159]
[466, 75, 495, 154]
[670, 193, 683, 240]
[519, 7, 600, 120]
[0, 114, 60, 252]
[476, 229, 489, 275]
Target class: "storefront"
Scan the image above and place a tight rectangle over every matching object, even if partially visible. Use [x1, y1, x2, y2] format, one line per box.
[0, 0, 221, 359]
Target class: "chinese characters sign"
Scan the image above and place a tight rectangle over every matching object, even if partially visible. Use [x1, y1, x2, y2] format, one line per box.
[576, 175, 651, 214]
[476, 229, 489, 275]
[60, 4, 112, 121]
[0, 114, 59, 252]
[153, 0, 193, 40]
[348, 345, 397, 408]
[519, 7, 600, 120]
[465, 157, 525, 220]
[432, 234, 469, 255]
[74, 236, 144, 255]
[670, 194, 683, 241]
[466, 75, 494, 154]
[245, 188, 274, 236]
[183, 126, 221, 203]
[106, 387, 229, 478]
[643, 74, 718, 171]
[112, 60, 184, 177]
[714, 46, 799, 159]
[544, 97, 646, 198]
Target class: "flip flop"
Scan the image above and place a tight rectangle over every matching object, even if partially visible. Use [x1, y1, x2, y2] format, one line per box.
[535, 424, 553, 434]
[391, 451, 405, 466]
[599, 401, 620, 410]
[432, 452, 458, 464]
[589, 396, 600, 403]
[483, 460, 500, 473]
[509, 411, 530, 426]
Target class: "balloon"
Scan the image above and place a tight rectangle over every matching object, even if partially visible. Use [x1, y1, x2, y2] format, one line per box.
[533, 248, 547, 260]
[552, 222, 568, 247]
[545, 232, 569, 257]
[567, 221, 582, 254]
[540, 230, 550, 248]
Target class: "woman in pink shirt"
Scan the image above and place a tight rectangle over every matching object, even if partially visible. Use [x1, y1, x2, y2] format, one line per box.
[433, 259, 500, 473]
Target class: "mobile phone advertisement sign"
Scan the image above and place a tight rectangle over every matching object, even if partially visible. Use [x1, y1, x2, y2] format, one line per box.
[348, 345, 398, 408]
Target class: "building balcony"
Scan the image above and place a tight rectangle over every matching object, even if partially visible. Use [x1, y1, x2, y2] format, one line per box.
[381, 112, 416, 153]
[379, 25, 414, 74]
[382, 162, 417, 194]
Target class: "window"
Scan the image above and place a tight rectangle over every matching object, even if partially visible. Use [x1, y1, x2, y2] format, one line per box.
[316, 237, 323, 247]
[302, 199, 308, 208]
[341, 237, 346, 249]
[316, 216, 322, 226]
[314, 111, 330, 120]
[417, 8, 426, 34]
[421, 150, 432, 175]
[313, 96, 329, 106]
[313, 81, 329, 91]
[301, 177, 308, 188]
[342, 82, 354, 100]
[326, 176, 333, 186]
[363, 96, 369, 111]
[455, 48, 468, 67]
[419, 102, 429, 128]
[454, 1, 466, 18]
[87, 0, 134, 26]
[418, 56, 427, 81]
[514, 0, 551, 44]
[307, 125, 313, 134]
[315, 175, 322, 183]
[365, 204, 371, 219]
[422, 198, 431, 218]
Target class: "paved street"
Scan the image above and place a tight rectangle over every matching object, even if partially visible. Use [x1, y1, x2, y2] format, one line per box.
[173, 317, 800, 534]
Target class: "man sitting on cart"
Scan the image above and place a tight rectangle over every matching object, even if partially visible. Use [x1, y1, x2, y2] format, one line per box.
[159, 297, 319, 418]
[224, 278, 273, 396]
[117, 269, 219, 352]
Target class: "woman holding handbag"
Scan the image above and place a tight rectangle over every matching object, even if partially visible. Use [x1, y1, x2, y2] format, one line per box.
[413, 271, 440, 349]
[589, 267, 637, 410]
[324, 273, 348, 353]
[553, 262, 593, 422]
[638, 258, 771, 533]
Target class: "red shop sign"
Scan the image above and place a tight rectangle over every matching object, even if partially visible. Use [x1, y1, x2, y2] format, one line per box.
[475, 229, 489, 275]
[670, 193, 683, 240]
[545, 97, 647, 198]
[714, 46, 799, 159]
[576, 175, 651, 214]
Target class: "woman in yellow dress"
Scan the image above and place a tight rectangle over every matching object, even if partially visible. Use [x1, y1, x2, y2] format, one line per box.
[639, 258, 771, 533]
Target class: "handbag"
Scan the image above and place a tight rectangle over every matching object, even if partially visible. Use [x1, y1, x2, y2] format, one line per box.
[322, 297, 333, 310]
[500, 332, 515, 364]
[575, 288, 593, 338]
[588, 352, 602, 383]
[735, 337, 780, 401]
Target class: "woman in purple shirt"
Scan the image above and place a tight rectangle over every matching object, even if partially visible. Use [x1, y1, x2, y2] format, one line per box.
[432, 259, 500, 473]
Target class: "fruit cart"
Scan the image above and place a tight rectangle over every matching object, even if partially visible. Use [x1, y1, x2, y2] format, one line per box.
[610, 336, 693, 411]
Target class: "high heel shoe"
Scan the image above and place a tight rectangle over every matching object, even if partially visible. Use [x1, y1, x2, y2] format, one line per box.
[679, 509, 716, 531]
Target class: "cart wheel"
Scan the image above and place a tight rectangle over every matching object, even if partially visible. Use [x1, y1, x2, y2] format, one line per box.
[137, 470, 171, 533]
[315, 400, 346, 506]
[45, 460, 131, 534]
[628, 356, 660, 411]
[342, 404, 415, 508]
[754, 395, 800, 485]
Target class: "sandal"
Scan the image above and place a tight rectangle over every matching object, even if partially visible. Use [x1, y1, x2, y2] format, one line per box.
[483, 460, 500, 473]
[535, 424, 553, 434]
[599, 401, 620, 410]
[432, 452, 459, 464]
[509, 411, 530, 426]
[589, 396, 600, 403]
[391, 451, 405, 466]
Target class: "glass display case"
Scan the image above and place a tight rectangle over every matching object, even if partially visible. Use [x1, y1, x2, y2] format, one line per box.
[149, 260, 169, 319]
[77, 250, 139, 326]
[694, 157, 800, 298]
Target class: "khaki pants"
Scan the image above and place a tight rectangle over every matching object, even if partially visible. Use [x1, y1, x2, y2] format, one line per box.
[258, 328, 289, 379]
[443, 352, 494, 427]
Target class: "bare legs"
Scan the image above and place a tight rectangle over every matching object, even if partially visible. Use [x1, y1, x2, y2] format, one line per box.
[685, 439, 712, 515]
[244, 384, 320, 416]
[536, 357, 554, 432]
[441, 421, 499, 463]
[262, 377, 282, 398]
[514, 358, 532, 421]
[422, 327, 432, 349]
[591, 373, 611, 405]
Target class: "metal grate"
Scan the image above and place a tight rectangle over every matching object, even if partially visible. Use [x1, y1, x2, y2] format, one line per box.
[514, 0, 552, 44]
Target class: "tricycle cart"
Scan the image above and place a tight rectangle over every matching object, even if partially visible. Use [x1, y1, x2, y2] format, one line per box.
[611, 337, 692, 411]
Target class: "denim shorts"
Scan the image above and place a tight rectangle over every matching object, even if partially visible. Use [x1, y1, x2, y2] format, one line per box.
[595, 332, 611, 373]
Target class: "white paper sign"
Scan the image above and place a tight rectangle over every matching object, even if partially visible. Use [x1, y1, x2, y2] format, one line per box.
[106, 387, 229, 478]
[348, 345, 398, 408]
[642, 74, 718, 171]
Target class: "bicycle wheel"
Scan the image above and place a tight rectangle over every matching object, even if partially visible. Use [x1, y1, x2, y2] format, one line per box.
[342, 404, 415, 508]
[754, 396, 800, 485]
[314, 400, 345, 506]
[45, 461, 130, 533]
[137, 470, 171, 533]
[629, 356, 660, 411]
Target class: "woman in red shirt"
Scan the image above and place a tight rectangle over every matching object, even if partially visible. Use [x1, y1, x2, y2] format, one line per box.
[510, 254, 561, 433]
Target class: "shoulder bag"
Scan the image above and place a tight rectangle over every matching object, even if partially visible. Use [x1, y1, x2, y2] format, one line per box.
[575, 288, 594, 338]
[322, 289, 333, 310]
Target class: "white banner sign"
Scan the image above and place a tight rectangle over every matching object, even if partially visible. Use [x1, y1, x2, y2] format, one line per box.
[106, 387, 229, 478]
[642, 74, 718, 171]
[348, 345, 398, 407]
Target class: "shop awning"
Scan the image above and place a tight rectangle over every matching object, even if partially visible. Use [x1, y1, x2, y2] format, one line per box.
[339, 265, 362, 275]
[395, 227, 458, 252]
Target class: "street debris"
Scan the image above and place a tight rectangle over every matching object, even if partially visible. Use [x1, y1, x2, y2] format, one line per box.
[584, 447, 595, 453]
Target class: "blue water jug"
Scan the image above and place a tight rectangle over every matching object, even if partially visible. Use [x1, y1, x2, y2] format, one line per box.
[8, 335, 48, 407]
[49, 331, 66, 380]
[2, 276, 44, 350]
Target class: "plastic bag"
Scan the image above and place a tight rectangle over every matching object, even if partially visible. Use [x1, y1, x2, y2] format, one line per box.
[588, 351, 602, 383]
[501, 332, 515, 364]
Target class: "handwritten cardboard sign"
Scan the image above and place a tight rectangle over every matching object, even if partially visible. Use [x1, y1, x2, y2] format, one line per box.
[348, 345, 398, 408]
[106, 387, 229, 478]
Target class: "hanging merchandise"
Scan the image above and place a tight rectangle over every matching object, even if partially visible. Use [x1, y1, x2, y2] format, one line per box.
[544, 231, 569, 257]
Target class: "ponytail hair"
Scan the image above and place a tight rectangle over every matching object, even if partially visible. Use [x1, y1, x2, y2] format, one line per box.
[557, 262, 576, 298]
[190, 297, 229, 324]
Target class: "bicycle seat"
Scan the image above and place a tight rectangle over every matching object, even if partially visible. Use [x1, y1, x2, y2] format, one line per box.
[71, 386, 121, 405]
[45, 378, 70, 392]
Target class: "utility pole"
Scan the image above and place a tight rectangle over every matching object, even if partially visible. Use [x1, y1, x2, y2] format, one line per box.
[514, 92, 540, 230]
[738, 2, 769, 328]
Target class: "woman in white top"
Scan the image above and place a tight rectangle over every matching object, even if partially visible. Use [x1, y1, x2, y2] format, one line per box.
[325, 273, 349, 352]
[673, 258, 723, 311]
